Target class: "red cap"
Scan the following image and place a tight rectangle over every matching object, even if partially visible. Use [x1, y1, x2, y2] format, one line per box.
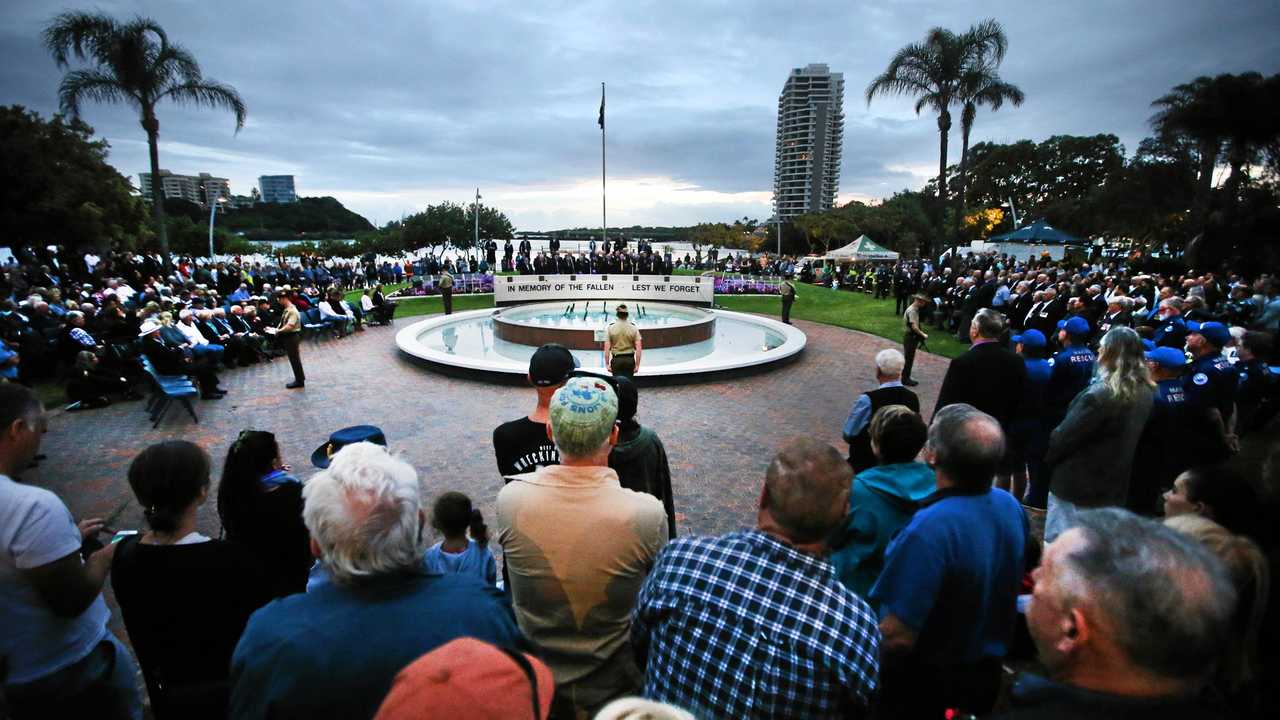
[374, 638, 554, 720]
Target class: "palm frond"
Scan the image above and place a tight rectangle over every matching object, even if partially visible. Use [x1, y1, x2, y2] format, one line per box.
[159, 80, 247, 132]
[157, 44, 203, 85]
[965, 18, 1009, 65]
[866, 42, 939, 105]
[43, 11, 118, 68]
[57, 69, 137, 118]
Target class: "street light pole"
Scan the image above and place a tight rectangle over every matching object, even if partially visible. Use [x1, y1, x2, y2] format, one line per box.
[207, 197, 226, 259]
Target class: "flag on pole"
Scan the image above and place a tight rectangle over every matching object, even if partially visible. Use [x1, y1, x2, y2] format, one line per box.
[598, 83, 605, 130]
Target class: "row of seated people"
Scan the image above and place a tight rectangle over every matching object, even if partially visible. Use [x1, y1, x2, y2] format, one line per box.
[0, 369, 1272, 719]
[4, 284, 394, 408]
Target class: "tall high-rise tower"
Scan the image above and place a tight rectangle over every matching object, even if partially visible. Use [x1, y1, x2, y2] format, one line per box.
[773, 64, 844, 219]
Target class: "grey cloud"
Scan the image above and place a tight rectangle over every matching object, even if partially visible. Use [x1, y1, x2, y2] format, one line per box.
[1, 0, 1278, 228]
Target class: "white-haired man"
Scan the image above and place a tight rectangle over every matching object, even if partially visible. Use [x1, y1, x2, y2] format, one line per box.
[843, 348, 920, 474]
[230, 442, 525, 720]
[498, 377, 669, 718]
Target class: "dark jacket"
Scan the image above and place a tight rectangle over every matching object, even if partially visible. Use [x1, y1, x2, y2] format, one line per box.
[989, 673, 1225, 720]
[1045, 382, 1154, 506]
[934, 341, 1028, 428]
[608, 424, 676, 538]
[142, 336, 188, 375]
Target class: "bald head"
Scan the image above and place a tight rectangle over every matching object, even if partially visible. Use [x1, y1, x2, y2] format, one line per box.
[763, 437, 851, 544]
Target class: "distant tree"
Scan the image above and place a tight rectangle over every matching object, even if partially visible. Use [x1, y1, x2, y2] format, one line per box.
[1150, 75, 1227, 233]
[463, 204, 516, 246]
[44, 11, 246, 271]
[0, 105, 148, 253]
[867, 18, 1009, 252]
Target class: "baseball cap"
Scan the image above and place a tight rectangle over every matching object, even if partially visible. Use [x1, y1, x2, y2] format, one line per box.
[373, 638, 552, 720]
[1141, 339, 1156, 352]
[1187, 320, 1231, 348]
[549, 376, 619, 451]
[1056, 315, 1091, 337]
[528, 344, 576, 387]
[1146, 347, 1188, 369]
[1011, 329, 1047, 348]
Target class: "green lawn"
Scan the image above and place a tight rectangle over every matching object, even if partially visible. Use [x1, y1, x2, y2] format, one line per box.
[715, 283, 968, 359]
[350, 278, 967, 359]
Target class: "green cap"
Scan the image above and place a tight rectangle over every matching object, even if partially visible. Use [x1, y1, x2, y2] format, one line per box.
[549, 377, 619, 454]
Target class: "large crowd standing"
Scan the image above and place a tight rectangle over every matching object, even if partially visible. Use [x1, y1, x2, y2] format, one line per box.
[1, 242, 1278, 720]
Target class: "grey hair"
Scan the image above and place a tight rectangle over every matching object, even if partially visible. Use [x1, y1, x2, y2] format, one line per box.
[926, 404, 1005, 490]
[1159, 296, 1184, 312]
[972, 308, 1006, 340]
[874, 348, 905, 377]
[1059, 508, 1235, 682]
[302, 442, 425, 585]
[1095, 327, 1154, 404]
[66, 310, 84, 323]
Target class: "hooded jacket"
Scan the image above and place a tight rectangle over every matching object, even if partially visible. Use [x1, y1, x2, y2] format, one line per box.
[608, 425, 677, 538]
[828, 462, 936, 598]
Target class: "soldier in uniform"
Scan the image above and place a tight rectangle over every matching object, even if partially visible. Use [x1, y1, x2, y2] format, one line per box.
[1183, 321, 1239, 462]
[605, 304, 642, 378]
[780, 276, 797, 324]
[901, 294, 930, 387]
[270, 290, 305, 389]
[438, 267, 454, 315]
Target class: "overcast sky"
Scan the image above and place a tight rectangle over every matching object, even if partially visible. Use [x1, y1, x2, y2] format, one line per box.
[3, 0, 1278, 230]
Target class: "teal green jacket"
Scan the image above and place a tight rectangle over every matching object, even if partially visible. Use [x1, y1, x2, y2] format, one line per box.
[828, 462, 936, 598]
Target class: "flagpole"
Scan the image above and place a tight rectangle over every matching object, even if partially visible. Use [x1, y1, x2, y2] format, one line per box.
[601, 82, 606, 252]
[474, 187, 480, 252]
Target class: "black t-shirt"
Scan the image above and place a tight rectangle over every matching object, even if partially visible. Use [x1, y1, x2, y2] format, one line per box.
[493, 417, 560, 478]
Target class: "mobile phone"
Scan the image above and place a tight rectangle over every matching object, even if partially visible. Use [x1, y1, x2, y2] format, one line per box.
[111, 530, 139, 544]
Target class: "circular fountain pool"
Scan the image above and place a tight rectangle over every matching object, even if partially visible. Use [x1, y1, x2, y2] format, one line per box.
[396, 301, 805, 380]
[493, 301, 716, 350]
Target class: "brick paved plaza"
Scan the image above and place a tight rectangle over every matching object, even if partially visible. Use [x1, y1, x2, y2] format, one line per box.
[29, 313, 948, 623]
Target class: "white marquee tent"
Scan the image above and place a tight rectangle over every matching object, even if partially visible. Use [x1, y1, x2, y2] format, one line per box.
[823, 235, 899, 262]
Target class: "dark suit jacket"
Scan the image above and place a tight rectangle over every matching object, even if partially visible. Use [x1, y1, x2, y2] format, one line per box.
[1029, 298, 1066, 336]
[141, 336, 188, 375]
[934, 341, 1028, 428]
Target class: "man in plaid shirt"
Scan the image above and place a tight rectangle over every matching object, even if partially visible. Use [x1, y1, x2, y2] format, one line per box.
[631, 438, 880, 718]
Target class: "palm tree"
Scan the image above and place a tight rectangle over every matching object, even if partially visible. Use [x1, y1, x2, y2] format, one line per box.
[44, 11, 246, 271]
[952, 65, 1024, 239]
[866, 19, 1008, 254]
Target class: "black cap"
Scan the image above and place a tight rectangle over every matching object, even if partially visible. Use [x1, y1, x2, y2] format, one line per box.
[529, 344, 576, 387]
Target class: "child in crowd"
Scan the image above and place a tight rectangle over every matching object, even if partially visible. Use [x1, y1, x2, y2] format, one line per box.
[424, 491, 497, 586]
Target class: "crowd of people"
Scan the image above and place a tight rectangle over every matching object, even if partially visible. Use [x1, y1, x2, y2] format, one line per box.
[0, 247, 398, 404]
[1, 242, 1278, 720]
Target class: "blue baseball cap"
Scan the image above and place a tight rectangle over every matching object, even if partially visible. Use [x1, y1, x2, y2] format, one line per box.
[1145, 347, 1188, 370]
[1141, 339, 1156, 352]
[1056, 316, 1091, 337]
[1011, 329, 1047, 348]
[1187, 321, 1231, 348]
